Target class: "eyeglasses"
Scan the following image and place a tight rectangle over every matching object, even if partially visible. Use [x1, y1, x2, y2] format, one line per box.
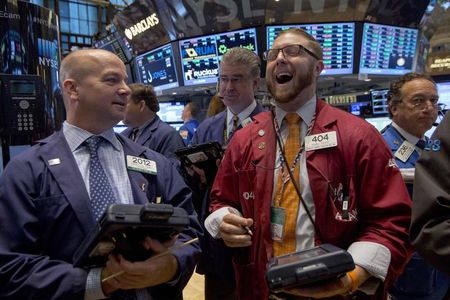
[397, 96, 441, 110]
[263, 44, 320, 61]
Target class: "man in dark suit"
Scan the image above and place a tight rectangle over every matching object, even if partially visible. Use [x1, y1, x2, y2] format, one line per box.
[122, 83, 185, 160]
[411, 111, 450, 277]
[0, 49, 201, 299]
[190, 47, 265, 300]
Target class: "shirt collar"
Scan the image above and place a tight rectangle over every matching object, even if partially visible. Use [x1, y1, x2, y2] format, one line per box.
[391, 122, 421, 145]
[226, 100, 257, 126]
[275, 95, 317, 129]
[63, 121, 121, 152]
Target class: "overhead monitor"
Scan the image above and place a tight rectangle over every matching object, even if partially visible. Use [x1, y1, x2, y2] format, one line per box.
[134, 43, 180, 91]
[93, 34, 130, 63]
[371, 89, 389, 116]
[364, 116, 391, 132]
[266, 23, 355, 75]
[158, 101, 185, 123]
[436, 81, 450, 110]
[178, 27, 258, 86]
[359, 23, 418, 75]
[349, 101, 370, 116]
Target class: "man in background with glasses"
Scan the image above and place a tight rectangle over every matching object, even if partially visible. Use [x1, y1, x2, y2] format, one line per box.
[382, 72, 440, 169]
[382, 73, 450, 300]
[190, 47, 265, 300]
[205, 28, 412, 299]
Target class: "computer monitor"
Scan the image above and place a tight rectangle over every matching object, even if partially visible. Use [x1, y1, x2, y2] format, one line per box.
[178, 27, 258, 86]
[359, 23, 418, 75]
[364, 116, 391, 132]
[371, 89, 390, 116]
[158, 101, 185, 123]
[349, 101, 370, 116]
[266, 22, 355, 75]
[93, 34, 130, 63]
[436, 81, 450, 110]
[134, 43, 180, 92]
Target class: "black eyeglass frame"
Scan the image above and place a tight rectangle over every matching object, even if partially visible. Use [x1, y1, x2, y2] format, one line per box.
[263, 44, 320, 61]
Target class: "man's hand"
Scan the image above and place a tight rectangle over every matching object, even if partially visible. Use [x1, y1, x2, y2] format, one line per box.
[219, 213, 253, 247]
[101, 236, 179, 294]
[281, 265, 371, 298]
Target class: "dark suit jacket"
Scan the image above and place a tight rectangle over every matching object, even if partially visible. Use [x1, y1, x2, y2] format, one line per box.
[0, 131, 202, 299]
[122, 116, 185, 160]
[411, 112, 450, 276]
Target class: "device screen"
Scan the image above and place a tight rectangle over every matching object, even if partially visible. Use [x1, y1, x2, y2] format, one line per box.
[277, 247, 327, 265]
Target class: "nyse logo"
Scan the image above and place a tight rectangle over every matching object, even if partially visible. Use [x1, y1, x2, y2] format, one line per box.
[124, 13, 159, 40]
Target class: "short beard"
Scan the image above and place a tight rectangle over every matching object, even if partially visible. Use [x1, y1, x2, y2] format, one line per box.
[268, 66, 314, 104]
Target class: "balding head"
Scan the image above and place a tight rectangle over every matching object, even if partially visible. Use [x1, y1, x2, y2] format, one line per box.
[59, 49, 123, 89]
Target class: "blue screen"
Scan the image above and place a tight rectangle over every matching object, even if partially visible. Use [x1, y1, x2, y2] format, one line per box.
[266, 23, 355, 75]
[359, 23, 418, 75]
[134, 43, 180, 92]
[350, 102, 369, 116]
[178, 28, 258, 86]
[437, 81, 450, 110]
[364, 117, 391, 132]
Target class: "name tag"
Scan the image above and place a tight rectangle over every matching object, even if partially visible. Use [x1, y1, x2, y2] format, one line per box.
[394, 141, 415, 163]
[126, 155, 157, 175]
[305, 131, 337, 151]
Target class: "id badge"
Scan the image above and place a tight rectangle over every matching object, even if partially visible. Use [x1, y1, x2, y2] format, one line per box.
[271, 206, 285, 242]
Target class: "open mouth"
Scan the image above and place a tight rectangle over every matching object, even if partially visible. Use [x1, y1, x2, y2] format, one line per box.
[276, 72, 293, 84]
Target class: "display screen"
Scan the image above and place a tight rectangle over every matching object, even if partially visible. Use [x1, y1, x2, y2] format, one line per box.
[371, 89, 389, 116]
[135, 43, 180, 91]
[349, 101, 369, 116]
[359, 23, 418, 75]
[266, 23, 355, 75]
[179, 28, 258, 86]
[10, 80, 36, 95]
[365, 117, 391, 132]
[93, 34, 130, 63]
[158, 101, 185, 123]
[113, 121, 128, 133]
[436, 81, 450, 110]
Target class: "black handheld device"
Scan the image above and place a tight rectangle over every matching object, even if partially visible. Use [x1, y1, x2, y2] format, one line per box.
[265, 244, 355, 291]
[175, 141, 224, 186]
[73, 203, 189, 268]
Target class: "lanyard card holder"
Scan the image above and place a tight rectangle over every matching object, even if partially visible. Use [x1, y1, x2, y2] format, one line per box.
[73, 203, 189, 268]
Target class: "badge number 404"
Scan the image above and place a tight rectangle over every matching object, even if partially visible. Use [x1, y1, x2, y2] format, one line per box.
[305, 131, 337, 151]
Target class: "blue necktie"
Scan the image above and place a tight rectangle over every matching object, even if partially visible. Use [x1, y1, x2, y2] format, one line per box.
[85, 136, 117, 221]
[85, 136, 137, 299]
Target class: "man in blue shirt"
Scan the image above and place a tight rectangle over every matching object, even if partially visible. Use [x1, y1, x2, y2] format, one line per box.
[0, 49, 201, 299]
[381, 72, 449, 300]
[179, 102, 200, 145]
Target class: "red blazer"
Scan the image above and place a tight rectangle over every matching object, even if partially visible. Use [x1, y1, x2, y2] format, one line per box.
[210, 100, 412, 299]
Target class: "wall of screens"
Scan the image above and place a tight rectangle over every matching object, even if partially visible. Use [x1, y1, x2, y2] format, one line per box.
[359, 23, 418, 75]
[134, 43, 180, 91]
[371, 89, 390, 116]
[266, 23, 355, 75]
[178, 28, 258, 86]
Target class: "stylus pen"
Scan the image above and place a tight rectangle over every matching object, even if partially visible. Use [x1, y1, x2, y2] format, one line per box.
[101, 237, 199, 283]
[243, 225, 253, 236]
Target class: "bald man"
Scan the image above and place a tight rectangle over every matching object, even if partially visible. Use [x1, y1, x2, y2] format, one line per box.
[0, 49, 201, 299]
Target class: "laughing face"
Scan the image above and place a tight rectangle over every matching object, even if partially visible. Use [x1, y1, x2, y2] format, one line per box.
[265, 32, 323, 109]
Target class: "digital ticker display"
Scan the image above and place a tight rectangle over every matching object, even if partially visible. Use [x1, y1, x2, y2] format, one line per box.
[134, 43, 180, 91]
[266, 23, 355, 75]
[359, 23, 418, 75]
[179, 28, 258, 86]
[94, 34, 130, 63]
